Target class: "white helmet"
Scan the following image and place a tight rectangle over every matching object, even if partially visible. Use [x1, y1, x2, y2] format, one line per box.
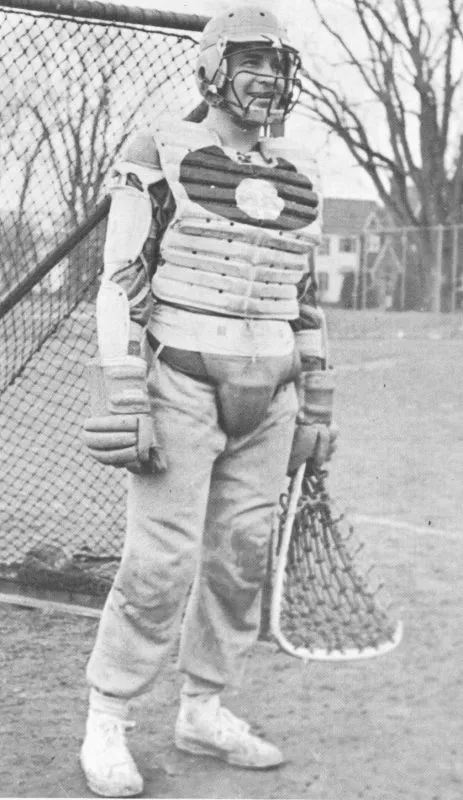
[196, 5, 302, 125]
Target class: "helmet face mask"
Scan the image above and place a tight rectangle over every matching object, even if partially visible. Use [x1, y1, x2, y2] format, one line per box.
[196, 6, 302, 126]
[221, 44, 301, 126]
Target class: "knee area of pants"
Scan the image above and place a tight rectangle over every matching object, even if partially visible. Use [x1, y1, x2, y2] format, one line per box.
[114, 554, 195, 614]
[205, 557, 265, 606]
[204, 526, 269, 590]
[206, 565, 262, 623]
[232, 527, 270, 583]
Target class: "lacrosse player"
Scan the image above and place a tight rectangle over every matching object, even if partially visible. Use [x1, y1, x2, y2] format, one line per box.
[80, 4, 337, 796]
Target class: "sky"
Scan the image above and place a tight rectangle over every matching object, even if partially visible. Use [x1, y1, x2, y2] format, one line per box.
[92, 0, 380, 199]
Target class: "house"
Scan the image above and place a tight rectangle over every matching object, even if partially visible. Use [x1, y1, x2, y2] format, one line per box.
[316, 197, 391, 304]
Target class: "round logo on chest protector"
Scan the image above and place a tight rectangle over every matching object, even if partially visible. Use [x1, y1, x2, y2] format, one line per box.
[235, 178, 285, 221]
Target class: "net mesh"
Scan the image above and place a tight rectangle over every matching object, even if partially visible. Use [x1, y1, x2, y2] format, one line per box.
[0, 1, 202, 596]
[273, 467, 401, 658]
[1, 2, 401, 659]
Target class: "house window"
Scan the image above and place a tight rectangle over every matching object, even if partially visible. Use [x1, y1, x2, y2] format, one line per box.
[367, 233, 381, 253]
[317, 271, 329, 293]
[339, 236, 357, 253]
[318, 236, 331, 255]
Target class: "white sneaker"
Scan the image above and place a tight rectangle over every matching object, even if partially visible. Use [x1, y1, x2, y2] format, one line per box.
[175, 694, 283, 769]
[80, 710, 144, 797]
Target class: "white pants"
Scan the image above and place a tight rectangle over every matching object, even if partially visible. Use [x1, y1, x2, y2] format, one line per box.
[86, 355, 297, 699]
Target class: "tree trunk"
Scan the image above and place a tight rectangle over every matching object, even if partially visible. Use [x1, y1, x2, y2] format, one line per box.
[417, 229, 442, 312]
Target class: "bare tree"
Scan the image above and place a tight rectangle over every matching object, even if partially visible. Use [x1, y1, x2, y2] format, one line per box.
[21, 29, 151, 229]
[301, 0, 463, 310]
[27, 75, 126, 230]
[2, 20, 157, 300]
[6, 19, 163, 236]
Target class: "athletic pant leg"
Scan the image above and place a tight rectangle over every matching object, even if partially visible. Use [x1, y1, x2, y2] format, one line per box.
[86, 359, 226, 699]
[178, 381, 298, 688]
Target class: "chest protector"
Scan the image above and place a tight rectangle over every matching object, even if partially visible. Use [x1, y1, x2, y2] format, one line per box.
[151, 118, 321, 320]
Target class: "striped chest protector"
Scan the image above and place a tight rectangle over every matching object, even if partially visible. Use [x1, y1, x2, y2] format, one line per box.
[151, 119, 321, 321]
[150, 119, 321, 437]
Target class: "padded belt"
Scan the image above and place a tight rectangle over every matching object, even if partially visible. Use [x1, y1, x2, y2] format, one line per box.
[147, 330, 300, 438]
[147, 330, 211, 381]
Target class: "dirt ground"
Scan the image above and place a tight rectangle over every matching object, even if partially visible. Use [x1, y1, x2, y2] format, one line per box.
[1, 309, 463, 800]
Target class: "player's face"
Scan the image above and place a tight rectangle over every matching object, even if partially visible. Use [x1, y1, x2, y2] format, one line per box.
[225, 47, 288, 125]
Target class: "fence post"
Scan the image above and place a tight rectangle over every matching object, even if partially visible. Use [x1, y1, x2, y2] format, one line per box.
[361, 234, 367, 310]
[353, 236, 360, 309]
[400, 230, 407, 310]
[435, 224, 443, 313]
[451, 225, 458, 312]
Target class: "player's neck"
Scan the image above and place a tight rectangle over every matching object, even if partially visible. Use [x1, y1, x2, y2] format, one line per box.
[203, 108, 262, 153]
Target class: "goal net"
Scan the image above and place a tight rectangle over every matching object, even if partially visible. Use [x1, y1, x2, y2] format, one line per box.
[0, 0, 204, 601]
[0, 0, 401, 659]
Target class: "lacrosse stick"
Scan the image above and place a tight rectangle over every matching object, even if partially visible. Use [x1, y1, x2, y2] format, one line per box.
[270, 310, 403, 661]
[270, 463, 403, 660]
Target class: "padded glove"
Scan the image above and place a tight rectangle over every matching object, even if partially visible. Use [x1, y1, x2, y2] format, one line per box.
[287, 369, 337, 476]
[82, 356, 167, 474]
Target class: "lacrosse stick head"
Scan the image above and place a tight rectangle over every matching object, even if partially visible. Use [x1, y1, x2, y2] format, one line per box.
[271, 465, 403, 660]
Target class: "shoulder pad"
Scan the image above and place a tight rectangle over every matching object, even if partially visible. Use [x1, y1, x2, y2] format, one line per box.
[261, 136, 321, 188]
[153, 113, 218, 150]
[112, 131, 163, 189]
[122, 131, 162, 170]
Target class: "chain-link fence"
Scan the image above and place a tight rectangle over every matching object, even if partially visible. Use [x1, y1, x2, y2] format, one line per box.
[0, 0, 206, 599]
[344, 225, 463, 312]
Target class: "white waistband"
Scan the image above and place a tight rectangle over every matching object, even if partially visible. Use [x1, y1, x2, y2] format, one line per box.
[148, 304, 295, 356]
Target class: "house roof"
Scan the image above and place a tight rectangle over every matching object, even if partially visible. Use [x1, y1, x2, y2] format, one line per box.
[322, 197, 390, 235]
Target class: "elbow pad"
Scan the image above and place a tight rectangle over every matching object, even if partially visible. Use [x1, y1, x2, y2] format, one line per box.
[104, 176, 153, 279]
[104, 136, 162, 278]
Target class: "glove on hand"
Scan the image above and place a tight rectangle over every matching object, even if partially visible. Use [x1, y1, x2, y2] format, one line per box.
[82, 357, 166, 474]
[287, 369, 337, 476]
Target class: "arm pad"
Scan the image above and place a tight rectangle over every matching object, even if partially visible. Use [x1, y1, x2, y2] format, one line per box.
[295, 368, 335, 426]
